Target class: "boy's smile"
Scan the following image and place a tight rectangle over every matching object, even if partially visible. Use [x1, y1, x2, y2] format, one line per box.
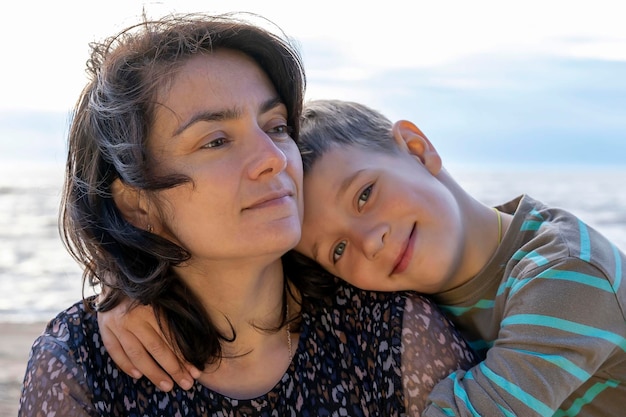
[295, 143, 466, 294]
[391, 222, 417, 275]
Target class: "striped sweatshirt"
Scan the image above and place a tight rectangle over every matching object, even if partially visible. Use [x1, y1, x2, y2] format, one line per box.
[424, 195, 626, 416]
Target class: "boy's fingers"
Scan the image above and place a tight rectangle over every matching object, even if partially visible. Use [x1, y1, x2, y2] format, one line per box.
[186, 364, 203, 380]
[119, 330, 176, 392]
[123, 305, 196, 389]
[101, 328, 197, 390]
[139, 329, 196, 390]
[96, 302, 195, 390]
[99, 323, 143, 380]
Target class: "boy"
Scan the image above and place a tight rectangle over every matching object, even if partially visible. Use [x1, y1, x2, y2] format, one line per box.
[294, 99, 626, 416]
[100, 99, 626, 416]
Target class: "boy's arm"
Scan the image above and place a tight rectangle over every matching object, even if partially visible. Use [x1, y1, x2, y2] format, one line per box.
[97, 300, 199, 391]
[423, 258, 626, 416]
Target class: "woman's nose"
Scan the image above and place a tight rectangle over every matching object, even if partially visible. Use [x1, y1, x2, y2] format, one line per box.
[247, 132, 288, 179]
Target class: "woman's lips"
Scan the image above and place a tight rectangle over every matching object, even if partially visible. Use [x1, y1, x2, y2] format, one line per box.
[245, 190, 292, 210]
[391, 223, 417, 275]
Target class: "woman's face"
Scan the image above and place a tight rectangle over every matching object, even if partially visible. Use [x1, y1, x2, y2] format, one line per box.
[146, 50, 303, 270]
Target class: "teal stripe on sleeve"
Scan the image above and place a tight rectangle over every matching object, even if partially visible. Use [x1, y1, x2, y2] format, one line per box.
[612, 243, 622, 290]
[521, 220, 543, 231]
[496, 405, 517, 417]
[523, 250, 550, 267]
[508, 277, 532, 297]
[439, 299, 495, 316]
[515, 349, 591, 381]
[498, 276, 530, 298]
[468, 339, 492, 352]
[479, 362, 554, 416]
[433, 406, 455, 416]
[497, 276, 518, 296]
[439, 305, 471, 316]
[535, 269, 613, 292]
[452, 371, 482, 416]
[578, 220, 591, 262]
[552, 379, 619, 417]
[502, 315, 626, 352]
[529, 208, 544, 220]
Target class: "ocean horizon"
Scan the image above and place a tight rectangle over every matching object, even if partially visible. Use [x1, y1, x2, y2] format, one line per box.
[1, 161, 625, 323]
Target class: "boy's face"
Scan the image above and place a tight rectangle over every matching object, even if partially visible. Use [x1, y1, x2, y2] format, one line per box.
[295, 144, 464, 294]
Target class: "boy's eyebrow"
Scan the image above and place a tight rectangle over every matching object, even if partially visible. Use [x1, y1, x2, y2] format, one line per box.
[311, 242, 320, 263]
[173, 97, 283, 137]
[337, 169, 365, 201]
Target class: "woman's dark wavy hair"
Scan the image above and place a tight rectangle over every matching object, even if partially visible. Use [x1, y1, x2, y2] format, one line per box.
[60, 12, 333, 369]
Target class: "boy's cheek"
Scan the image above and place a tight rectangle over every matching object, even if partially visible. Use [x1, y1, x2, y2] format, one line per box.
[339, 269, 365, 288]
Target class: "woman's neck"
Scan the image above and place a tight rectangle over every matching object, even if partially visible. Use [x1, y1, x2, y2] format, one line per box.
[185, 259, 297, 399]
[175, 257, 287, 335]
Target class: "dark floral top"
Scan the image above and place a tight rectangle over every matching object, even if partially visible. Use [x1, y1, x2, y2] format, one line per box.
[19, 283, 475, 416]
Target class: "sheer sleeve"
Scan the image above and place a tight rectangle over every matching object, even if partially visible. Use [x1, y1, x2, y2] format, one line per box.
[19, 332, 97, 416]
[400, 293, 476, 415]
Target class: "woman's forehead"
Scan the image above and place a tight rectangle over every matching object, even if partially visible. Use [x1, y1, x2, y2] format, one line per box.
[151, 51, 278, 136]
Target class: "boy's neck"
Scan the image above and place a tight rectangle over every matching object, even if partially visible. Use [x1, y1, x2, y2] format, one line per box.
[441, 199, 512, 293]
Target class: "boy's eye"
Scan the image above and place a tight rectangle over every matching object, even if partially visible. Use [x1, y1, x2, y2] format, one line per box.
[357, 184, 373, 210]
[332, 241, 347, 263]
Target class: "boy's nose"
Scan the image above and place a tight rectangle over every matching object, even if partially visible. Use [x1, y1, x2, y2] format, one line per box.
[355, 223, 388, 260]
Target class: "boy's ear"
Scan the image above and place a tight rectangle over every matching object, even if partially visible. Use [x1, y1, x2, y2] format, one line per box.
[111, 178, 151, 231]
[391, 120, 442, 175]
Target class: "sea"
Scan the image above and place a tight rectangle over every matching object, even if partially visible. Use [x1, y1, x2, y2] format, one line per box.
[1, 161, 625, 323]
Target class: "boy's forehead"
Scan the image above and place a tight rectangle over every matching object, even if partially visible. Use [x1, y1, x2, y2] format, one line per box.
[303, 145, 389, 213]
[305, 143, 403, 184]
[307, 144, 373, 176]
[299, 145, 385, 261]
[306, 147, 364, 189]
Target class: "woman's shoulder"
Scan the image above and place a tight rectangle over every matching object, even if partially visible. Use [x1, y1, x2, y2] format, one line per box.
[304, 282, 409, 342]
[20, 299, 105, 415]
[31, 298, 103, 370]
[335, 281, 406, 312]
[317, 281, 448, 323]
[41, 298, 98, 341]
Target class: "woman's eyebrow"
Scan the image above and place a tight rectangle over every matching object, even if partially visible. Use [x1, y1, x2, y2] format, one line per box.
[173, 96, 284, 137]
[173, 108, 238, 137]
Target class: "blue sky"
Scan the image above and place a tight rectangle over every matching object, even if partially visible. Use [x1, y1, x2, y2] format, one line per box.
[1, 0, 624, 168]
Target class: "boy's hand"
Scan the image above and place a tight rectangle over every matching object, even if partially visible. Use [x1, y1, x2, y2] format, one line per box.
[97, 299, 201, 391]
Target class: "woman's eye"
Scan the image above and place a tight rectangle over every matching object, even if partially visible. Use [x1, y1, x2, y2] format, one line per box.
[201, 138, 227, 149]
[357, 184, 373, 210]
[268, 124, 293, 140]
[332, 241, 347, 263]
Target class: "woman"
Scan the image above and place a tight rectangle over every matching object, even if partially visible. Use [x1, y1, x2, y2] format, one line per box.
[19, 12, 475, 416]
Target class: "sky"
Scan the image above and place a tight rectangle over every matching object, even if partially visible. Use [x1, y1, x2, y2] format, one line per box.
[1, 0, 625, 168]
